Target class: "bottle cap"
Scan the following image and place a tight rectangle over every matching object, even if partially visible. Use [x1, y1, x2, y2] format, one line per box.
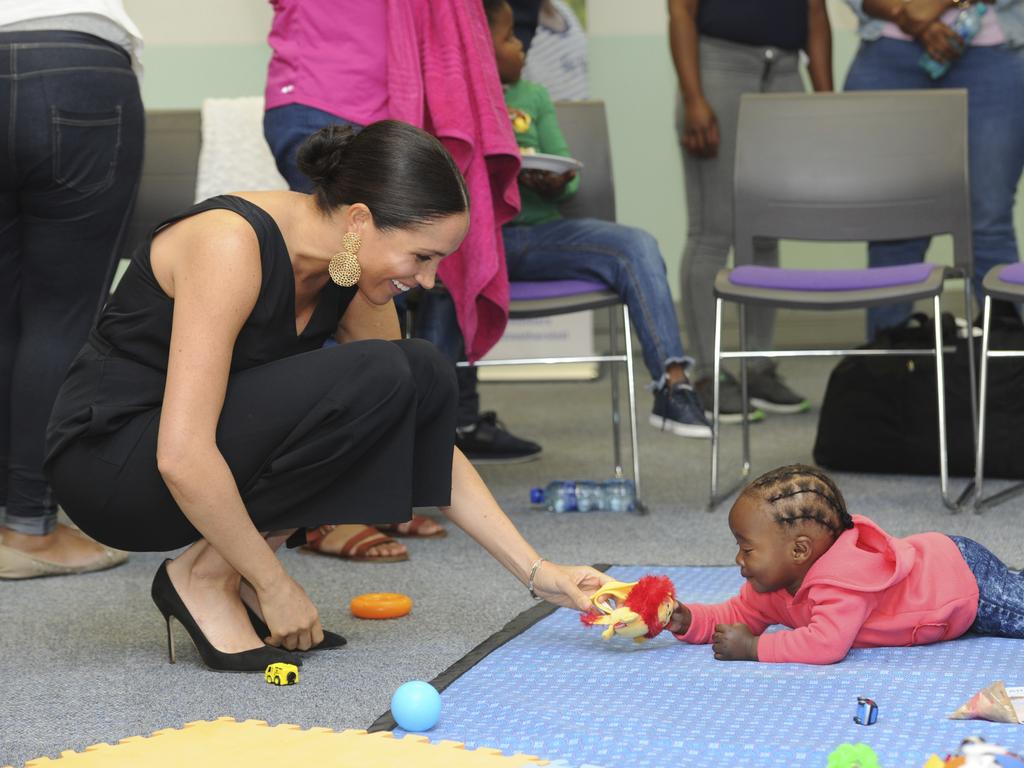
[529, 487, 544, 503]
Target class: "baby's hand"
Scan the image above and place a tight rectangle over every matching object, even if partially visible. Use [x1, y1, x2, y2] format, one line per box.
[711, 623, 758, 661]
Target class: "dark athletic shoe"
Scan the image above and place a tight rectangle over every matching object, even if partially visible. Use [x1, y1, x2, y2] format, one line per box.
[455, 411, 542, 464]
[649, 382, 712, 439]
[695, 373, 765, 425]
[746, 365, 811, 414]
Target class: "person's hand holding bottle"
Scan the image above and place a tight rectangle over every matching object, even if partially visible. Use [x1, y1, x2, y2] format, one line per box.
[918, 20, 964, 63]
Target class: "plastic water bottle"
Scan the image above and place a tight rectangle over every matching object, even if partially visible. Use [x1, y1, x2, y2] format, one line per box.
[918, 3, 987, 80]
[529, 479, 636, 513]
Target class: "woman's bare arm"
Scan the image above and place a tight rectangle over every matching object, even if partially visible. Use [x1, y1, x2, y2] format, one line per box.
[806, 0, 834, 91]
[863, 0, 954, 35]
[335, 289, 402, 342]
[667, 0, 704, 105]
[668, 0, 721, 157]
[156, 216, 279, 587]
[154, 214, 319, 647]
[439, 449, 612, 611]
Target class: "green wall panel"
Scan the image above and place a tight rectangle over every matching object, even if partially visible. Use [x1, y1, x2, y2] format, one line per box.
[140, 43, 271, 109]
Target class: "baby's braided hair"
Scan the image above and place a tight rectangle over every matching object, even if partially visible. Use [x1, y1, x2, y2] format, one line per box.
[744, 464, 853, 537]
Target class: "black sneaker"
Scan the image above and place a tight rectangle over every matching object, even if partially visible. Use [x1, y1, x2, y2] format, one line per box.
[694, 373, 766, 425]
[455, 411, 542, 464]
[649, 382, 712, 439]
[746, 365, 810, 414]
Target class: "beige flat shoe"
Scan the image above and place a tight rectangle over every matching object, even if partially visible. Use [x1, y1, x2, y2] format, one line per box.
[0, 533, 128, 580]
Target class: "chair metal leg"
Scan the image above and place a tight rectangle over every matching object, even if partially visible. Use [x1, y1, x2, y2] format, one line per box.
[933, 295, 960, 512]
[709, 298, 723, 509]
[738, 303, 751, 479]
[967, 295, 1024, 512]
[964, 281, 979, 445]
[708, 298, 747, 510]
[608, 305, 623, 479]
[951, 281, 981, 507]
[974, 295, 992, 513]
[622, 303, 644, 512]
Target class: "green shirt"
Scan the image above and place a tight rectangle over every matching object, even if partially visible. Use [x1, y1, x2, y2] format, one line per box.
[504, 78, 580, 226]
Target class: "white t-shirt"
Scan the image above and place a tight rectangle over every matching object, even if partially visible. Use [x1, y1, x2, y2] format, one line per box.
[0, 0, 143, 75]
[522, 0, 588, 101]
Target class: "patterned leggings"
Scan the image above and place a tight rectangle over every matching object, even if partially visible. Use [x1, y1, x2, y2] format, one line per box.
[950, 536, 1024, 638]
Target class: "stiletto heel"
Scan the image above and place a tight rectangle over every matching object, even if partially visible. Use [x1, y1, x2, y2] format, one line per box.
[151, 559, 301, 672]
[165, 615, 176, 664]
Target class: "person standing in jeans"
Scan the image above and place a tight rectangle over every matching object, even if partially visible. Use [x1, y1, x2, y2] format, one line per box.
[668, 0, 833, 423]
[0, 2, 144, 579]
[844, 0, 1024, 339]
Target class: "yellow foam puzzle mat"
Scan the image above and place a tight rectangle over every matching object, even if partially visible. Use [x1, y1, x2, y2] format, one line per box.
[6, 717, 549, 768]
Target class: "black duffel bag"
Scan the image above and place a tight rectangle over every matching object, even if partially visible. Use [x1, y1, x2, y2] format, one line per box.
[813, 311, 1024, 479]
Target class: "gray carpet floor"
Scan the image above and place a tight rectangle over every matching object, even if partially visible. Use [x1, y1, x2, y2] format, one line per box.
[3, 357, 1022, 766]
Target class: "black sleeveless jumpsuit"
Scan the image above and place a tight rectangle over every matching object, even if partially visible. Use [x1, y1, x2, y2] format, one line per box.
[44, 196, 457, 551]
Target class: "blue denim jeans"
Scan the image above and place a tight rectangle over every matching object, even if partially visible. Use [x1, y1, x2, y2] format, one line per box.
[950, 535, 1024, 638]
[844, 39, 1024, 339]
[416, 217, 691, 421]
[0, 31, 144, 535]
[263, 103, 364, 193]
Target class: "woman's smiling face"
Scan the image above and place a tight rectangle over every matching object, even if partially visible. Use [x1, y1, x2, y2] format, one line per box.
[351, 210, 469, 305]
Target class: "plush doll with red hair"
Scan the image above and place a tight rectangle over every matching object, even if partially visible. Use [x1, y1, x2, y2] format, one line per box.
[580, 575, 677, 643]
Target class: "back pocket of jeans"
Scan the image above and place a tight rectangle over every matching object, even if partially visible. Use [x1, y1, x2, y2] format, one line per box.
[52, 106, 122, 193]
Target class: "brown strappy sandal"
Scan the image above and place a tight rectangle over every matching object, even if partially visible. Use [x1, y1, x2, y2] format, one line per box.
[301, 524, 409, 563]
[378, 514, 447, 539]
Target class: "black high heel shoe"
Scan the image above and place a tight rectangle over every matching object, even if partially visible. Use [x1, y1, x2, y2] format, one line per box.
[244, 604, 347, 651]
[151, 560, 301, 672]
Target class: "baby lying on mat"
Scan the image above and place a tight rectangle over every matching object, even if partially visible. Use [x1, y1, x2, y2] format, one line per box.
[664, 464, 1024, 664]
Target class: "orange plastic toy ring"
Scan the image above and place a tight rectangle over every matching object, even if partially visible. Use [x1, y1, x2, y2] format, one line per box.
[350, 592, 413, 619]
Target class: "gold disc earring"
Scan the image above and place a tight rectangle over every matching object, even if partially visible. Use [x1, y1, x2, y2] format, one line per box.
[329, 231, 362, 287]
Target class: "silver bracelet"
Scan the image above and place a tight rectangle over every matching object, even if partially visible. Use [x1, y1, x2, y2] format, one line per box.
[527, 557, 546, 599]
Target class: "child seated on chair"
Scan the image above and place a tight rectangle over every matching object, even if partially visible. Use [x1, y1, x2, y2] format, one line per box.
[665, 464, 1024, 664]
[417, 0, 713, 444]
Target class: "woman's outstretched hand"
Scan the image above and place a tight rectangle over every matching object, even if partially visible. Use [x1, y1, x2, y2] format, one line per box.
[530, 562, 613, 612]
[258, 574, 324, 651]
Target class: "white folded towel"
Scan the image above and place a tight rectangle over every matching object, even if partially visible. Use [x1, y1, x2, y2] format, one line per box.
[195, 96, 288, 203]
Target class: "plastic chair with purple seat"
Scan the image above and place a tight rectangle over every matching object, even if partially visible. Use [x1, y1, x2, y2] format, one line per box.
[473, 277, 642, 500]
[710, 90, 977, 511]
[455, 101, 643, 505]
[974, 263, 1024, 512]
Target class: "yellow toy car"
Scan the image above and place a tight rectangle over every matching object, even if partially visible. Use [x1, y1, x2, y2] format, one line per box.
[264, 662, 299, 686]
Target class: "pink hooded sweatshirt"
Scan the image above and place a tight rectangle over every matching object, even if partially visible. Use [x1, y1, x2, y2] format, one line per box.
[675, 515, 979, 664]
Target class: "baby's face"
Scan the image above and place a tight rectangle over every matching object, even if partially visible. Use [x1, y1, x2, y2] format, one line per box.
[728, 495, 807, 595]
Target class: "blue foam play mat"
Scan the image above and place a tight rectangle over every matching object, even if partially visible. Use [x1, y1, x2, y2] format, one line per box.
[374, 566, 1024, 767]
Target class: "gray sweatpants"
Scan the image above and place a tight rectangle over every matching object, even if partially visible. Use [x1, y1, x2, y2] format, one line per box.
[676, 36, 805, 380]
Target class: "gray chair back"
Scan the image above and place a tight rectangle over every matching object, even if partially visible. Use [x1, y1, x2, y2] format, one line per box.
[733, 90, 971, 273]
[123, 110, 202, 257]
[554, 100, 616, 223]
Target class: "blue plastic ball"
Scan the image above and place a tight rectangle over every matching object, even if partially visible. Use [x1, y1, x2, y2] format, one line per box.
[391, 681, 441, 732]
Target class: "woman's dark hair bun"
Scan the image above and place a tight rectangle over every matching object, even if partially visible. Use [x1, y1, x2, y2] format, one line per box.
[296, 124, 357, 187]
[295, 120, 469, 231]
